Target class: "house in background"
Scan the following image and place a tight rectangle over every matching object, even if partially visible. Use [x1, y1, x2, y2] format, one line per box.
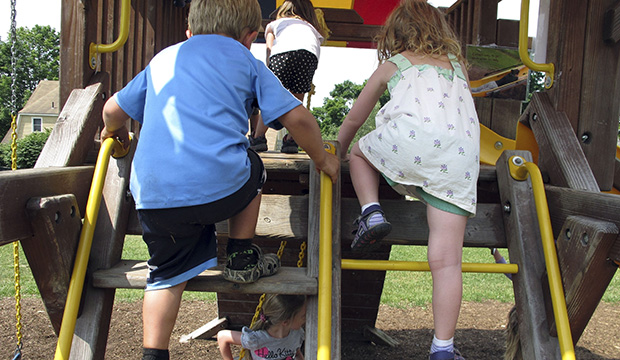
[1, 80, 60, 143]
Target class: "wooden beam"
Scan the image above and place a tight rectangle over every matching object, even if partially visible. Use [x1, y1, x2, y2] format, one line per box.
[0, 166, 93, 246]
[495, 150, 561, 359]
[520, 92, 599, 192]
[603, 1, 620, 43]
[93, 261, 317, 294]
[552, 216, 618, 342]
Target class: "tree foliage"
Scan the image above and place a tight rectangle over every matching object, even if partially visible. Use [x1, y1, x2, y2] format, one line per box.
[0, 25, 60, 137]
[312, 79, 390, 148]
[0, 128, 51, 169]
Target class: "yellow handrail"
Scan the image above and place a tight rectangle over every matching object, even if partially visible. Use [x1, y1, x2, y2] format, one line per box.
[88, 0, 131, 69]
[342, 259, 518, 274]
[54, 137, 129, 360]
[508, 155, 575, 360]
[519, 0, 555, 88]
[317, 142, 335, 360]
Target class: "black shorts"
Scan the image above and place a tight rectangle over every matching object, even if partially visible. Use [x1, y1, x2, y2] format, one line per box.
[268, 49, 318, 94]
[137, 149, 266, 290]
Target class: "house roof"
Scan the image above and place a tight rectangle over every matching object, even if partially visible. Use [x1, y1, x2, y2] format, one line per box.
[20, 80, 60, 116]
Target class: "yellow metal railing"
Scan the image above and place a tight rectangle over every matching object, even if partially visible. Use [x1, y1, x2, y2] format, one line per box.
[317, 142, 336, 360]
[342, 259, 518, 274]
[519, 0, 555, 88]
[54, 138, 129, 360]
[88, 0, 131, 69]
[508, 155, 575, 360]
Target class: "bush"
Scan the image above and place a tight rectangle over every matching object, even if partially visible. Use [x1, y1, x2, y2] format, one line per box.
[0, 129, 51, 169]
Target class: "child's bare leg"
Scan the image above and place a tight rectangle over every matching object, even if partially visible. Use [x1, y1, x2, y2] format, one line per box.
[349, 143, 380, 205]
[427, 205, 466, 341]
[142, 281, 187, 349]
[228, 193, 261, 239]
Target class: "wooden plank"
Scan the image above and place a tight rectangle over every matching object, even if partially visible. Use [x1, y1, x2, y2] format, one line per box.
[496, 19, 519, 47]
[603, 1, 620, 43]
[0, 166, 93, 245]
[576, 0, 620, 191]
[471, 0, 498, 45]
[552, 216, 618, 342]
[68, 136, 137, 360]
[473, 97, 493, 129]
[521, 92, 599, 192]
[36, 80, 106, 168]
[23, 195, 82, 335]
[615, 157, 620, 191]
[490, 98, 522, 139]
[545, 0, 588, 130]
[305, 142, 342, 360]
[180, 317, 228, 342]
[93, 261, 317, 294]
[495, 150, 561, 359]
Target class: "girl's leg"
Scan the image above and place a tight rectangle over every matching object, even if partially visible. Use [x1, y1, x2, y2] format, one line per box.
[349, 143, 380, 206]
[142, 281, 187, 350]
[427, 205, 467, 341]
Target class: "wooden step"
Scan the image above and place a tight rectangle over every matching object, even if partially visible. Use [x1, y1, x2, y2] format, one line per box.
[92, 260, 317, 295]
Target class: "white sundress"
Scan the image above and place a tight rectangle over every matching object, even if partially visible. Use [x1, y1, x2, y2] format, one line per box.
[359, 53, 480, 215]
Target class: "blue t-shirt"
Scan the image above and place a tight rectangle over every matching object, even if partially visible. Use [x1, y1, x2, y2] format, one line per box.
[115, 35, 301, 209]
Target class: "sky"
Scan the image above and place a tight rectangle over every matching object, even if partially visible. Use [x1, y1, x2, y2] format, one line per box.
[0, 0, 538, 108]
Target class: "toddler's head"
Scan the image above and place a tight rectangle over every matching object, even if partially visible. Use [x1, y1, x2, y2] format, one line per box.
[251, 294, 307, 331]
[377, 0, 462, 63]
[188, 0, 262, 40]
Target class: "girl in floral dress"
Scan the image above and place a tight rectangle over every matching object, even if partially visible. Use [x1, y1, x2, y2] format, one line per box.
[337, 1, 479, 359]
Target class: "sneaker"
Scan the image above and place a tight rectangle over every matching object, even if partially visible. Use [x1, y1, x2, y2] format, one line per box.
[280, 134, 299, 154]
[429, 349, 465, 360]
[249, 135, 268, 152]
[223, 244, 280, 284]
[351, 209, 392, 252]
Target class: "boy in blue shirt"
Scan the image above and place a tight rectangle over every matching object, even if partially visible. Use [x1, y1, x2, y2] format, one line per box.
[101, 0, 339, 358]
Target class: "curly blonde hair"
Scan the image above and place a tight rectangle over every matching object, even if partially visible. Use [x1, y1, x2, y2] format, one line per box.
[376, 0, 464, 64]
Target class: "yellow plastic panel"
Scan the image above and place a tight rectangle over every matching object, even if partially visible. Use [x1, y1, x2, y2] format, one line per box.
[479, 124, 516, 165]
[515, 121, 539, 164]
[277, 0, 353, 8]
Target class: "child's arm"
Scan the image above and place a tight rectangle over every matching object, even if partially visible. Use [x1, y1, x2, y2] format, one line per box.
[278, 105, 340, 183]
[217, 330, 242, 360]
[337, 61, 395, 157]
[101, 96, 131, 148]
[296, 347, 305, 360]
[265, 27, 274, 67]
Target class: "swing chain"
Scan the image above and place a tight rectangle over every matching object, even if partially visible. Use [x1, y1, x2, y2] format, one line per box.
[297, 241, 306, 268]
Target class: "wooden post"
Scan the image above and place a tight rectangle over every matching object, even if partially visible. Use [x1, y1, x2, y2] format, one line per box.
[305, 141, 341, 360]
[496, 150, 561, 359]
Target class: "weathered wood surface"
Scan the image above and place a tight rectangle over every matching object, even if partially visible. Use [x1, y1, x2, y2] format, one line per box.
[0, 166, 93, 245]
[23, 195, 83, 335]
[520, 92, 599, 192]
[496, 150, 561, 359]
[447, 0, 499, 46]
[93, 261, 317, 295]
[552, 216, 618, 342]
[305, 144, 342, 360]
[68, 136, 137, 360]
[179, 317, 228, 343]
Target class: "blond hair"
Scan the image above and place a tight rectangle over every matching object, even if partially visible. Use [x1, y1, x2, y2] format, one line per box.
[250, 294, 306, 332]
[276, 0, 329, 39]
[376, 0, 464, 64]
[188, 0, 262, 40]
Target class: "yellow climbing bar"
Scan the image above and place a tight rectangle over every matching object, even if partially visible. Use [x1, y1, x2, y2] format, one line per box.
[341, 259, 518, 274]
[54, 137, 129, 360]
[508, 156, 575, 360]
[317, 142, 335, 360]
[519, 0, 554, 88]
[88, 0, 131, 69]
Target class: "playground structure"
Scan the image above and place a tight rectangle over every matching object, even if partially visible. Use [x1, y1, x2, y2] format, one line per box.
[1, 0, 620, 359]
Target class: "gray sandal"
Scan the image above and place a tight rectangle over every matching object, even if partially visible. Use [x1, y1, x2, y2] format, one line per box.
[222, 244, 280, 284]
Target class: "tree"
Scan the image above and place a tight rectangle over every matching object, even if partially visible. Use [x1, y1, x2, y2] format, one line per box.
[0, 25, 60, 138]
[312, 79, 390, 149]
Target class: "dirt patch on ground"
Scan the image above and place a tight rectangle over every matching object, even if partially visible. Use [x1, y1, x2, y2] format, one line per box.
[1, 297, 619, 359]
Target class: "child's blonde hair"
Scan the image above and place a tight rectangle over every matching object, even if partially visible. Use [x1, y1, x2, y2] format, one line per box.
[376, 0, 464, 64]
[276, 0, 330, 39]
[250, 294, 306, 331]
[188, 0, 262, 40]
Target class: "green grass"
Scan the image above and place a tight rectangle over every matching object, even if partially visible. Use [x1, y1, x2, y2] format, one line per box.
[2, 239, 618, 305]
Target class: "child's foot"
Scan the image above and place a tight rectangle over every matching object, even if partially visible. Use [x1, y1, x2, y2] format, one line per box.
[223, 244, 280, 283]
[351, 209, 391, 252]
[249, 135, 268, 152]
[429, 349, 465, 360]
[280, 134, 299, 154]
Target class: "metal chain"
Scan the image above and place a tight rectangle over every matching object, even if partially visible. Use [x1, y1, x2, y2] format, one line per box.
[10, 0, 23, 356]
[297, 241, 306, 268]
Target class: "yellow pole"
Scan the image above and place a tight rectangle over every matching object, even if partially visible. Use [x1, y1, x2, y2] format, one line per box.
[54, 138, 128, 360]
[341, 259, 518, 274]
[88, 0, 131, 69]
[509, 156, 575, 360]
[519, 0, 555, 88]
[317, 143, 335, 360]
